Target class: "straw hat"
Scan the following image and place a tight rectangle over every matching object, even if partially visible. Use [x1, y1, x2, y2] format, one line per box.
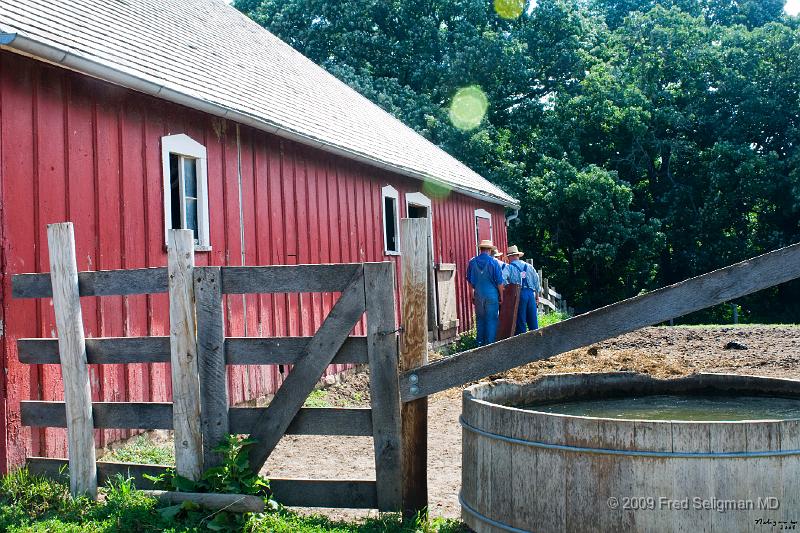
[507, 245, 524, 257]
[478, 239, 494, 250]
[493, 248, 503, 258]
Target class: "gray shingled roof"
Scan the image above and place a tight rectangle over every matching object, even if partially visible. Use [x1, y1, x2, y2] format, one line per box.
[0, 0, 517, 207]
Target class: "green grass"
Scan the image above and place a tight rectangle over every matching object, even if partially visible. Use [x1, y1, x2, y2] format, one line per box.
[0, 468, 465, 532]
[249, 510, 466, 532]
[303, 389, 332, 407]
[104, 435, 175, 466]
[538, 310, 569, 328]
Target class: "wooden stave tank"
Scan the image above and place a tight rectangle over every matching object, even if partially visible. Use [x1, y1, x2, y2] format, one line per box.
[461, 372, 800, 533]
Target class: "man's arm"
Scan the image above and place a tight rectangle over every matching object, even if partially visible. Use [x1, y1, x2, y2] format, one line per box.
[493, 262, 505, 304]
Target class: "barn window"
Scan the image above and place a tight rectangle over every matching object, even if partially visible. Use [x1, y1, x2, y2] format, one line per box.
[382, 185, 400, 255]
[162, 134, 211, 250]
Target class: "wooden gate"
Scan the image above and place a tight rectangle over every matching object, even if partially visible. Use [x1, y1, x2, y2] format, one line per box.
[13, 225, 403, 510]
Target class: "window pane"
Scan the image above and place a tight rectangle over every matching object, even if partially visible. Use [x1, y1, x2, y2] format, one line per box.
[183, 158, 198, 197]
[384, 196, 397, 252]
[186, 198, 199, 240]
[169, 154, 181, 229]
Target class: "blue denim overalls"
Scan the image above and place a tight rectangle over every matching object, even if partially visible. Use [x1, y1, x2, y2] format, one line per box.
[509, 260, 538, 334]
[472, 258, 500, 346]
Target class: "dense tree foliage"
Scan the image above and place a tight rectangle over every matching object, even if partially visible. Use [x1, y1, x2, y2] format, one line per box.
[236, 0, 800, 321]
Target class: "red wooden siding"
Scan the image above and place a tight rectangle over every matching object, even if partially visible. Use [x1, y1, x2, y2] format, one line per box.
[0, 50, 508, 469]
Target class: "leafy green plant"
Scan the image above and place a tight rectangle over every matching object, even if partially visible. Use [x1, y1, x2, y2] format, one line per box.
[144, 435, 273, 532]
[450, 327, 477, 354]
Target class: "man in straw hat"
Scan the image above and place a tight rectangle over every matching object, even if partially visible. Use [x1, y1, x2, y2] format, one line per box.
[467, 239, 505, 346]
[506, 245, 541, 334]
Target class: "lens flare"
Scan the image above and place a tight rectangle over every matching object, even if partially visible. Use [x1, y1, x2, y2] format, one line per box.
[494, 0, 525, 19]
[422, 180, 452, 200]
[449, 86, 488, 131]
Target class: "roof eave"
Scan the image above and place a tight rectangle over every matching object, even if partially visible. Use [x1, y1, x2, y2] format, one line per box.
[0, 32, 520, 209]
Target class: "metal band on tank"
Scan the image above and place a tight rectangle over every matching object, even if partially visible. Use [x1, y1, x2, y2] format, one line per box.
[459, 493, 531, 533]
[460, 416, 800, 458]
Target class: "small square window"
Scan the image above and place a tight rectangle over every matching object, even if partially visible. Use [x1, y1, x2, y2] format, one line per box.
[162, 134, 210, 250]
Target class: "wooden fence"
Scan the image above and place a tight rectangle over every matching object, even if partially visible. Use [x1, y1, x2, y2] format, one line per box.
[20, 222, 797, 516]
[527, 260, 570, 315]
[12, 224, 405, 510]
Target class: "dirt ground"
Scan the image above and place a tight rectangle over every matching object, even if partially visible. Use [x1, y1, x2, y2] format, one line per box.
[262, 325, 800, 521]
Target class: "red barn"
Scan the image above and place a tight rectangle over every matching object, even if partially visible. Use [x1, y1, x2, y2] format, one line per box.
[0, 0, 517, 469]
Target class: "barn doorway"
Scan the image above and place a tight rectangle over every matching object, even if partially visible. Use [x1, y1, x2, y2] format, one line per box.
[475, 208, 493, 254]
[406, 193, 437, 338]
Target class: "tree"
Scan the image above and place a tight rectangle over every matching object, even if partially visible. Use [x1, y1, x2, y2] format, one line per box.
[236, 0, 800, 320]
[590, 0, 787, 29]
[519, 158, 663, 307]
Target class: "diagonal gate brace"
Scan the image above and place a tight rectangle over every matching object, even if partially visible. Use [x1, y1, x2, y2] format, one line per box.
[246, 267, 366, 472]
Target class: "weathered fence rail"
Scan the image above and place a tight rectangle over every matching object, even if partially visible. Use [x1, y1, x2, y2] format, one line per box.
[13, 223, 404, 510]
[401, 241, 800, 402]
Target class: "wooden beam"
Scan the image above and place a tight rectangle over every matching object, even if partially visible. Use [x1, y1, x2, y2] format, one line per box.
[18, 337, 171, 365]
[27, 457, 167, 490]
[364, 262, 403, 511]
[12, 267, 168, 298]
[246, 267, 366, 472]
[399, 218, 429, 517]
[140, 491, 265, 513]
[194, 267, 229, 468]
[230, 407, 373, 436]
[21, 401, 173, 429]
[400, 242, 800, 401]
[22, 401, 372, 436]
[225, 336, 368, 365]
[46, 223, 97, 499]
[27, 458, 378, 509]
[220, 264, 362, 294]
[167, 230, 203, 481]
[19, 335, 368, 366]
[269, 479, 378, 509]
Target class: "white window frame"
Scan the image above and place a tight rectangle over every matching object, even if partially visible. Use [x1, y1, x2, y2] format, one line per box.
[161, 134, 211, 251]
[405, 191, 434, 242]
[381, 185, 401, 256]
[475, 208, 493, 255]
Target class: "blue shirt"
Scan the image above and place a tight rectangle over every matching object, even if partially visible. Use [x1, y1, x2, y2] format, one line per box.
[467, 252, 504, 288]
[507, 259, 540, 292]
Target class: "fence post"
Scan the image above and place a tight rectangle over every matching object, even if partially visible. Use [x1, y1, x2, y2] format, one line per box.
[47, 222, 97, 498]
[542, 277, 549, 311]
[399, 218, 429, 518]
[194, 267, 228, 469]
[364, 262, 403, 511]
[168, 230, 203, 480]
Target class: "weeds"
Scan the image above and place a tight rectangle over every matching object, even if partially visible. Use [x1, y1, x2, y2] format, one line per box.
[303, 389, 332, 407]
[0, 466, 463, 532]
[539, 310, 569, 328]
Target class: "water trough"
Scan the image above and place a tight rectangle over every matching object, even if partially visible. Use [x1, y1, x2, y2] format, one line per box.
[461, 372, 800, 533]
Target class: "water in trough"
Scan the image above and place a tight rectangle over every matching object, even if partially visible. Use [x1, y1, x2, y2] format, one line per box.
[514, 393, 800, 421]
